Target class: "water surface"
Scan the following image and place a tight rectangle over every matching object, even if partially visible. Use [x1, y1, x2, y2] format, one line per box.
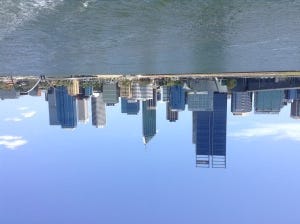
[1, 0, 300, 74]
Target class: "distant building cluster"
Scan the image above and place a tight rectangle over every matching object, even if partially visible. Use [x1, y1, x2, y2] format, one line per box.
[2, 76, 300, 168]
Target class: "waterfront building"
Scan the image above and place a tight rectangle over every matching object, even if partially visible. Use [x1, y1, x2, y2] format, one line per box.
[254, 90, 285, 114]
[194, 93, 227, 168]
[47, 87, 60, 125]
[187, 91, 214, 111]
[142, 100, 156, 144]
[166, 102, 178, 122]
[102, 82, 119, 105]
[91, 93, 106, 128]
[291, 100, 300, 119]
[55, 86, 77, 129]
[77, 98, 89, 124]
[169, 85, 185, 111]
[161, 86, 170, 102]
[67, 80, 80, 96]
[231, 92, 252, 115]
[132, 82, 153, 100]
[119, 81, 132, 98]
[121, 98, 140, 115]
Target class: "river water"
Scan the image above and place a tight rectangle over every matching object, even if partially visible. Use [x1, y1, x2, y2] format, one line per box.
[0, 1, 300, 74]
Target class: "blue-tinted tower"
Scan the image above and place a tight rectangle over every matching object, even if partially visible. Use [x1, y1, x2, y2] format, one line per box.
[169, 85, 185, 111]
[194, 93, 227, 168]
[121, 98, 140, 115]
[55, 86, 77, 129]
[142, 100, 156, 144]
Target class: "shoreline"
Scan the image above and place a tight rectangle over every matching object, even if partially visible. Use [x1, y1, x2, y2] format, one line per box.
[1, 71, 300, 81]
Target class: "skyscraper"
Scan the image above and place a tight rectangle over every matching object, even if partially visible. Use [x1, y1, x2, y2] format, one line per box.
[47, 87, 60, 125]
[254, 90, 285, 114]
[194, 93, 227, 168]
[142, 100, 156, 144]
[67, 80, 80, 96]
[146, 88, 157, 110]
[187, 91, 214, 111]
[166, 102, 178, 122]
[91, 93, 106, 128]
[102, 82, 119, 105]
[231, 92, 252, 115]
[132, 82, 153, 100]
[291, 100, 300, 119]
[169, 85, 185, 111]
[55, 86, 77, 129]
[121, 98, 140, 115]
[77, 98, 89, 124]
[119, 81, 132, 98]
[161, 86, 170, 102]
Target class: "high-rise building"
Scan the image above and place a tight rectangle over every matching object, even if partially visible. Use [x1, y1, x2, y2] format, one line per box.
[146, 89, 157, 110]
[166, 102, 178, 122]
[47, 87, 60, 125]
[121, 98, 140, 115]
[142, 100, 156, 144]
[55, 86, 77, 129]
[91, 93, 106, 128]
[194, 93, 227, 168]
[77, 98, 89, 123]
[132, 82, 153, 100]
[254, 90, 285, 114]
[231, 92, 252, 115]
[119, 81, 132, 98]
[67, 80, 80, 96]
[291, 100, 300, 119]
[187, 91, 214, 111]
[161, 86, 170, 102]
[169, 85, 185, 111]
[82, 86, 93, 97]
[102, 82, 119, 105]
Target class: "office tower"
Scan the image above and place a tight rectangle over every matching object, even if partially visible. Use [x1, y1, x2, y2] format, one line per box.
[291, 100, 300, 119]
[156, 88, 161, 101]
[169, 85, 185, 111]
[67, 80, 80, 96]
[189, 79, 219, 92]
[82, 86, 93, 97]
[0, 89, 20, 100]
[91, 93, 106, 128]
[187, 91, 214, 111]
[194, 93, 227, 168]
[47, 87, 60, 125]
[77, 98, 89, 124]
[55, 86, 77, 129]
[102, 82, 119, 105]
[254, 90, 285, 114]
[132, 82, 153, 100]
[231, 92, 252, 115]
[166, 102, 178, 122]
[142, 100, 156, 144]
[146, 89, 157, 110]
[162, 86, 170, 102]
[119, 81, 132, 98]
[121, 98, 140, 115]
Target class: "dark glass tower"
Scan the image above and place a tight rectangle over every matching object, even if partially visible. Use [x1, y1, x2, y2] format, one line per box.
[194, 93, 227, 168]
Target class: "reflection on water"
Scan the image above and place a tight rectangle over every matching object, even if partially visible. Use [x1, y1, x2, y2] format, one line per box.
[2, 75, 300, 168]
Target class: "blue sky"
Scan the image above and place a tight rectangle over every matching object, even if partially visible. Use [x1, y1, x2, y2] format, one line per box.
[1, 94, 300, 224]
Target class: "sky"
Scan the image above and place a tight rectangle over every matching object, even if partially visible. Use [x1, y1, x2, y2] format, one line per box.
[1, 94, 300, 224]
